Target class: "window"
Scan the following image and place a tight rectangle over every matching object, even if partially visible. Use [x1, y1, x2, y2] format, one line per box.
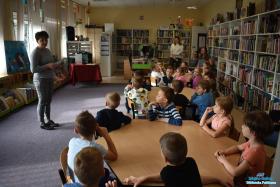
[12, 11, 18, 40]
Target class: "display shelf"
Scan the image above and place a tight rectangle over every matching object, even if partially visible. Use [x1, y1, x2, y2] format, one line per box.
[208, 8, 280, 112]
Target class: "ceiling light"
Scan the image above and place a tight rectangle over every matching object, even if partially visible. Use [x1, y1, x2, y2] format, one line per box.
[187, 6, 197, 10]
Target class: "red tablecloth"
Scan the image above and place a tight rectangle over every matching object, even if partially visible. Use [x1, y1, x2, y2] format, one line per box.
[69, 64, 102, 85]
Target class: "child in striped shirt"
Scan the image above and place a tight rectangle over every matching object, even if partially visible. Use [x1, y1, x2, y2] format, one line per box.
[148, 87, 182, 126]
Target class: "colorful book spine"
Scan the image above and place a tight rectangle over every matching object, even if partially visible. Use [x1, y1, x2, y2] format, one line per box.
[256, 55, 276, 72]
[241, 20, 257, 35]
[240, 37, 255, 51]
[240, 52, 254, 66]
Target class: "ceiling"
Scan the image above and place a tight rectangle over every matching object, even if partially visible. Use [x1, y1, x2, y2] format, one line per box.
[73, 0, 211, 8]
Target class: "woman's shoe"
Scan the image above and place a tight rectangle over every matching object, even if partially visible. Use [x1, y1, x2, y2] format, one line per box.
[40, 122, 55, 130]
[47, 120, 60, 127]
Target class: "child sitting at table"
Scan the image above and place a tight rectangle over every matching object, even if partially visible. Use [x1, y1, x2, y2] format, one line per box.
[199, 96, 234, 138]
[151, 62, 165, 86]
[174, 67, 192, 87]
[96, 92, 131, 132]
[125, 77, 149, 116]
[192, 67, 203, 89]
[148, 87, 182, 126]
[191, 80, 214, 122]
[64, 147, 117, 187]
[214, 111, 273, 187]
[162, 66, 174, 87]
[172, 80, 190, 119]
[67, 111, 118, 183]
[124, 132, 202, 187]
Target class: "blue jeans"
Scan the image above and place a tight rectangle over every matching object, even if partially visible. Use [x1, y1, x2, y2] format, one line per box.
[34, 78, 53, 123]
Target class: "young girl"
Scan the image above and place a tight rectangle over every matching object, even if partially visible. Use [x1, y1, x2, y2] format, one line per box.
[151, 63, 164, 86]
[192, 67, 203, 89]
[174, 67, 190, 86]
[215, 111, 273, 187]
[200, 96, 233, 138]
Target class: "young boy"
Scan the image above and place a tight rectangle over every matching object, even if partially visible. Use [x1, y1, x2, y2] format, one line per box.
[64, 147, 117, 187]
[67, 111, 118, 183]
[96, 92, 131, 132]
[215, 111, 273, 187]
[190, 80, 214, 122]
[172, 80, 190, 119]
[124, 132, 202, 187]
[148, 87, 182, 126]
[162, 66, 174, 86]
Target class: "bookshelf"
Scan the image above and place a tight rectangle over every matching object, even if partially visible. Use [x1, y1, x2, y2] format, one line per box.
[114, 29, 149, 71]
[207, 9, 280, 112]
[157, 29, 191, 60]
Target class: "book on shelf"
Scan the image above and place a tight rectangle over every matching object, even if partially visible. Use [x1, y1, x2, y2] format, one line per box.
[253, 70, 274, 93]
[221, 27, 228, 36]
[257, 36, 280, 53]
[157, 30, 173, 38]
[229, 50, 239, 61]
[219, 39, 228, 48]
[241, 20, 257, 35]
[259, 13, 280, 33]
[228, 39, 240, 49]
[238, 66, 253, 84]
[256, 55, 277, 72]
[229, 25, 241, 35]
[240, 52, 254, 66]
[240, 37, 255, 51]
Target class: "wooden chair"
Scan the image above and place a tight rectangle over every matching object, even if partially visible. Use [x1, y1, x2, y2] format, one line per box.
[228, 127, 241, 141]
[150, 77, 158, 87]
[59, 147, 72, 184]
[127, 98, 136, 119]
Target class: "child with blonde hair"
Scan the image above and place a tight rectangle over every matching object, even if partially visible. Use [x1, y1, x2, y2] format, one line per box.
[192, 67, 203, 89]
[200, 96, 234, 138]
[96, 92, 131, 132]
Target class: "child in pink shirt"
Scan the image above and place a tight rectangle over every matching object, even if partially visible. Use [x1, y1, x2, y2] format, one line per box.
[174, 67, 190, 86]
[192, 67, 202, 89]
[214, 111, 273, 187]
[200, 96, 234, 138]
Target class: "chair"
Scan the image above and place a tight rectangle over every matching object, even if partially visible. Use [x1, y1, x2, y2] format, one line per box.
[127, 98, 136, 119]
[150, 77, 158, 87]
[228, 127, 241, 141]
[59, 147, 72, 184]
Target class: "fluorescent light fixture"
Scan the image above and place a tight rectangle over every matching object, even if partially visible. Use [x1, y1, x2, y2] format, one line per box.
[187, 6, 197, 10]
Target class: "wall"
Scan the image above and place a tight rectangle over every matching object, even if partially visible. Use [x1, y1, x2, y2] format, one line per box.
[200, 0, 266, 26]
[89, 5, 202, 43]
[0, 0, 7, 75]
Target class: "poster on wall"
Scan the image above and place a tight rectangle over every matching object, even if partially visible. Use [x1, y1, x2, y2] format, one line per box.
[4, 41, 30, 74]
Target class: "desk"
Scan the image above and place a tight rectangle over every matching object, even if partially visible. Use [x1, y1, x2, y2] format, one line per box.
[69, 64, 102, 85]
[97, 120, 239, 186]
[148, 87, 194, 102]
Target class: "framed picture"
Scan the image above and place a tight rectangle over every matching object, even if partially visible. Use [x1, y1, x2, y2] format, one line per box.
[4, 41, 30, 74]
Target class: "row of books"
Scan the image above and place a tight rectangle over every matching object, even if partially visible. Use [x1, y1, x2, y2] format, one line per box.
[228, 39, 240, 49]
[157, 30, 173, 38]
[219, 39, 228, 48]
[225, 62, 238, 77]
[240, 52, 254, 66]
[220, 27, 228, 36]
[259, 14, 280, 33]
[16, 87, 37, 104]
[257, 36, 280, 54]
[270, 99, 280, 111]
[133, 38, 149, 44]
[133, 30, 149, 38]
[157, 45, 170, 50]
[229, 25, 241, 35]
[274, 81, 280, 98]
[219, 49, 228, 59]
[157, 38, 172, 44]
[116, 30, 132, 37]
[238, 66, 253, 84]
[116, 45, 131, 50]
[228, 50, 239, 61]
[256, 55, 277, 72]
[240, 38, 255, 51]
[253, 70, 274, 93]
[241, 20, 257, 35]
[174, 31, 191, 38]
[213, 48, 219, 57]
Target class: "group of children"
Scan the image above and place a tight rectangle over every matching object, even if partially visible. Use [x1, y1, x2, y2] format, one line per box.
[63, 59, 274, 187]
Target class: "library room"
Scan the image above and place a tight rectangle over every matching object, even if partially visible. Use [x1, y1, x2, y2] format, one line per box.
[0, 0, 280, 186]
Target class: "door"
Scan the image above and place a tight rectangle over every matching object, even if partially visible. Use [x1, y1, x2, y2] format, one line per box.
[197, 33, 207, 52]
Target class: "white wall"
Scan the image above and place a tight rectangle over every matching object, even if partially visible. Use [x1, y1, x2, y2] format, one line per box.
[0, 0, 7, 74]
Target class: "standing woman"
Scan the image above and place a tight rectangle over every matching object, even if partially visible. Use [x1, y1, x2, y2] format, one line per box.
[170, 36, 183, 69]
[30, 31, 59, 130]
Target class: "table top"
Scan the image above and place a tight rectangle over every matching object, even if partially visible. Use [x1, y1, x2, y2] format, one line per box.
[148, 87, 194, 102]
[97, 119, 239, 186]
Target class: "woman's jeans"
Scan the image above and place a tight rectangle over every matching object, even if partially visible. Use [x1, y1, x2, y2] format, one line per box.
[34, 78, 53, 123]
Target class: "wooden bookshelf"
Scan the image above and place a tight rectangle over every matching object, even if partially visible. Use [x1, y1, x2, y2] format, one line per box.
[157, 29, 191, 60]
[207, 9, 280, 112]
